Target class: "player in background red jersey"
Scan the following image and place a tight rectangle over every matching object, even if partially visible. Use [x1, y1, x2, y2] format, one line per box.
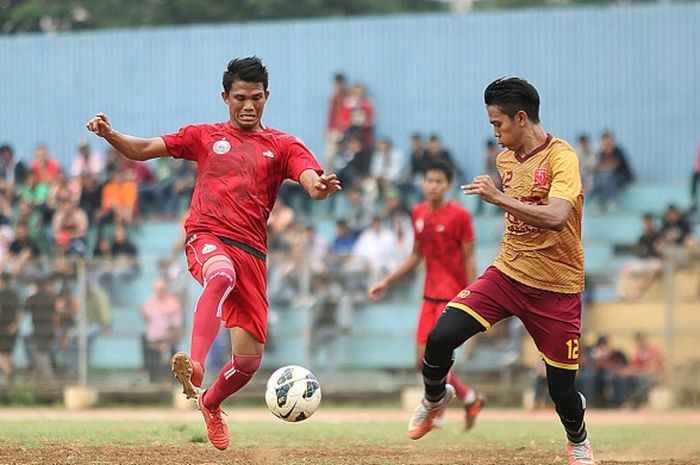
[87, 57, 341, 450]
[368, 160, 484, 430]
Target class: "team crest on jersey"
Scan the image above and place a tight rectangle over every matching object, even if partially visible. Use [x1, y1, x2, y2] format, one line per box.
[213, 139, 231, 154]
[262, 150, 275, 158]
[533, 168, 548, 187]
[436, 224, 445, 233]
[415, 218, 424, 233]
[457, 290, 470, 298]
[201, 244, 217, 254]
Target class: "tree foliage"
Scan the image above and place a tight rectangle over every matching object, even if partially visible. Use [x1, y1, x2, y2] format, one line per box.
[0, 0, 446, 34]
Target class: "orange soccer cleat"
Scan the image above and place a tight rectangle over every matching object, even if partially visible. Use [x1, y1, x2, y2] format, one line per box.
[198, 389, 230, 450]
[171, 352, 204, 399]
[407, 384, 455, 440]
[464, 393, 485, 431]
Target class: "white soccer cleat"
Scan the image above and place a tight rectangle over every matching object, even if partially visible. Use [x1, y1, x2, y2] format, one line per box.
[407, 384, 456, 440]
[567, 439, 596, 465]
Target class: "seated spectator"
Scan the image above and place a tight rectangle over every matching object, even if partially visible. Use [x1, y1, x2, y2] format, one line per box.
[577, 134, 597, 194]
[0, 144, 27, 201]
[30, 144, 60, 184]
[591, 132, 634, 212]
[141, 278, 183, 384]
[654, 204, 696, 254]
[300, 226, 330, 264]
[369, 137, 403, 200]
[79, 173, 103, 222]
[96, 171, 138, 235]
[165, 160, 196, 217]
[7, 223, 40, 276]
[331, 220, 357, 256]
[352, 217, 400, 282]
[0, 273, 21, 383]
[623, 332, 666, 407]
[17, 172, 50, 220]
[47, 170, 81, 214]
[589, 335, 629, 407]
[409, 133, 428, 180]
[426, 134, 459, 177]
[345, 187, 375, 236]
[138, 157, 174, 218]
[16, 201, 45, 251]
[337, 135, 372, 189]
[70, 140, 104, 179]
[617, 213, 663, 301]
[51, 201, 89, 257]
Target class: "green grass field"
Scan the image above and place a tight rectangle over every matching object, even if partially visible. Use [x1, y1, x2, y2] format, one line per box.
[0, 410, 698, 465]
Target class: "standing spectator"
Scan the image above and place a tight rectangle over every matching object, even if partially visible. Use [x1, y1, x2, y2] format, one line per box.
[17, 172, 50, 216]
[79, 173, 103, 222]
[369, 137, 404, 199]
[352, 217, 400, 281]
[624, 332, 665, 407]
[47, 170, 81, 213]
[577, 134, 596, 194]
[591, 132, 634, 212]
[409, 133, 429, 179]
[0, 273, 21, 383]
[54, 281, 79, 372]
[51, 201, 89, 256]
[0, 144, 27, 200]
[30, 144, 60, 184]
[691, 142, 700, 208]
[67, 279, 112, 374]
[24, 275, 57, 380]
[341, 83, 374, 147]
[141, 278, 183, 384]
[337, 135, 372, 188]
[326, 73, 348, 168]
[71, 140, 104, 178]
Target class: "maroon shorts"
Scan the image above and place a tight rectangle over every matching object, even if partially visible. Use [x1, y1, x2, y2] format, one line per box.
[448, 266, 581, 370]
[185, 233, 268, 343]
[416, 300, 449, 345]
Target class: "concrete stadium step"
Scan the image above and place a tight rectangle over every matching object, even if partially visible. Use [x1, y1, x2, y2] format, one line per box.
[91, 335, 143, 369]
[618, 183, 691, 215]
[583, 213, 642, 245]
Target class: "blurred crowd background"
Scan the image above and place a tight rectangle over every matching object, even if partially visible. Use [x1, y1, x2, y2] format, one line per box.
[0, 0, 699, 409]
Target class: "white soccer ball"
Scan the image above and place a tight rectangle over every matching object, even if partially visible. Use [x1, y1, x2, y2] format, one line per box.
[265, 365, 322, 422]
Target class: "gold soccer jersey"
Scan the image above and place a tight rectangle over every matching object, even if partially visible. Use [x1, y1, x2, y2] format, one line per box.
[493, 135, 584, 293]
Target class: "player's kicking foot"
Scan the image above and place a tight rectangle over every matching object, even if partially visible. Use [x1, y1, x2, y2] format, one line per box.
[567, 439, 596, 465]
[407, 384, 455, 440]
[198, 389, 230, 450]
[464, 393, 485, 431]
[171, 352, 204, 399]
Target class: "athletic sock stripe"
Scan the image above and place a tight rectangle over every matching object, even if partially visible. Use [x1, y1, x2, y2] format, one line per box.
[224, 367, 237, 380]
[216, 285, 234, 318]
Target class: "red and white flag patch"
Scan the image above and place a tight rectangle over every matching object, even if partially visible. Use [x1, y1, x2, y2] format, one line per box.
[533, 168, 548, 187]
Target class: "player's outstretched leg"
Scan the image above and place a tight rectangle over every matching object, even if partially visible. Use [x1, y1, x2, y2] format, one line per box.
[446, 371, 485, 430]
[198, 353, 262, 450]
[546, 364, 596, 465]
[409, 308, 485, 439]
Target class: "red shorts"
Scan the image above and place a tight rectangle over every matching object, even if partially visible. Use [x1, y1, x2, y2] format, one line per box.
[185, 233, 268, 343]
[416, 300, 449, 345]
[448, 266, 581, 370]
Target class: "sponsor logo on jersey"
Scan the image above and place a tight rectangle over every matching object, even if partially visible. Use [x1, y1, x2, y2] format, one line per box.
[436, 224, 445, 233]
[533, 168, 548, 187]
[213, 139, 231, 155]
[201, 244, 217, 254]
[262, 150, 275, 158]
[415, 218, 424, 233]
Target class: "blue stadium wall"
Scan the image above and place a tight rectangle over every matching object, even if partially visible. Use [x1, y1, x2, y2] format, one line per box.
[0, 3, 698, 182]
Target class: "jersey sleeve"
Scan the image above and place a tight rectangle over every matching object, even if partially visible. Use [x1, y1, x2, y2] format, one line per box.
[283, 137, 323, 181]
[160, 125, 202, 161]
[549, 149, 583, 206]
[458, 209, 475, 242]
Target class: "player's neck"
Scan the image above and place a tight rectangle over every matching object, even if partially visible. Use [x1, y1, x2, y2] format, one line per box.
[517, 126, 548, 155]
[428, 199, 446, 211]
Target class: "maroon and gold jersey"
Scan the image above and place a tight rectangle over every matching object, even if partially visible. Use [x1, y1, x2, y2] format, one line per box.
[412, 201, 475, 301]
[494, 134, 584, 293]
[162, 122, 322, 255]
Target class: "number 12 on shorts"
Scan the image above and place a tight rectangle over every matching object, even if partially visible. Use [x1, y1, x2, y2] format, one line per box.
[566, 339, 579, 360]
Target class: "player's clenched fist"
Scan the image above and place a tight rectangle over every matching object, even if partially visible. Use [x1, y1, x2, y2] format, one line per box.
[86, 112, 113, 138]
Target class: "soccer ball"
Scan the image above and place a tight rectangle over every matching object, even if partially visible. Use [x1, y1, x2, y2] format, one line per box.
[265, 365, 322, 422]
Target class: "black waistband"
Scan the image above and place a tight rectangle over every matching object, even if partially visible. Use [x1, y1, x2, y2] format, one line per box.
[186, 234, 266, 261]
[423, 296, 452, 303]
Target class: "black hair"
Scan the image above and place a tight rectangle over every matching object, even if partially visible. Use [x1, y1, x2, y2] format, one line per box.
[424, 159, 454, 183]
[484, 77, 540, 124]
[0, 144, 13, 155]
[411, 132, 422, 140]
[578, 134, 589, 143]
[334, 73, 346, 82]
[223, 56, 268, 93]
[485, 139, 496, 148]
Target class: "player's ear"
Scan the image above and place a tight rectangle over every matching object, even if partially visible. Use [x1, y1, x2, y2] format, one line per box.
[516, 110, 528, 127]
[221, 91, 229, 104]
[264, 90, 270, 101]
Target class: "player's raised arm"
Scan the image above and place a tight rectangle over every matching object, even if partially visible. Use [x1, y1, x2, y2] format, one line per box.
[367, 240, 423, 301]
[299, 169, 342, 201]
[86, 112, 170, 161]
[462, 175, 572, 231]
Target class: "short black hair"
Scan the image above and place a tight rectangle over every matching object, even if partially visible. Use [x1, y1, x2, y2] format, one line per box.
[578, 134, 589, 143]
[484, 77, 540, 124]
[223, 57, 268, 93]
[334, 73, 346, 82]
[424, 159, 454, 183]
[0, 144, 13, 155]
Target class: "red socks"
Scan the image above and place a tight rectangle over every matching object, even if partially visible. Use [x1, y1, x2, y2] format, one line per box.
[190, 261, 236, 368]
[203, 354, 262, 409]
[447, 370, 474, 403]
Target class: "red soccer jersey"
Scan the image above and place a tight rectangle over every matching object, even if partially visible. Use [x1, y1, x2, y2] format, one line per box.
[412, 201, 475, 301]
[162, 121, 322, 255]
